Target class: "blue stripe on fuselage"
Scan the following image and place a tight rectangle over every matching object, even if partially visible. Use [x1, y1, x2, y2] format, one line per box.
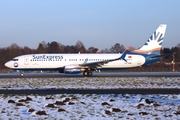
[142, 54, 161, 65]
[13, 67, 64, 71]
[127, 50, 161, 65]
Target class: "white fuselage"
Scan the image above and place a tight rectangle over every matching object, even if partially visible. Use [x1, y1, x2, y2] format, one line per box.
[5, 53, 146, 70]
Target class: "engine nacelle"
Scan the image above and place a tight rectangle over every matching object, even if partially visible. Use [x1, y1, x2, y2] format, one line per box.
[64, 65, 82, 74]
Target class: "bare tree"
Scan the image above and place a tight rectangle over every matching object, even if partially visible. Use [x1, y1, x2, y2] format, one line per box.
[47, 41, 62, 53]
[110, 43, 125, 53]
[36, 43, 47, 53]
[23, 46, 34, 54]
[75, 40, 86, 53]
[6, 43, 22, 58]
[87, 47, 99, 53]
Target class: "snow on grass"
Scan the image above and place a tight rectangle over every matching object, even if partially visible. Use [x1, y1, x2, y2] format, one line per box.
[0, 94, 180, 119]
[0, 77, 180, 119]
[0, 77, 180, 89]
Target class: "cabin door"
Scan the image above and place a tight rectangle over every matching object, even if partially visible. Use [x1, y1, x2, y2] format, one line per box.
[24, 57, 29, 65]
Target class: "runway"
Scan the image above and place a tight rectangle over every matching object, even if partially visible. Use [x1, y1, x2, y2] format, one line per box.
[0, 72, 180, 78]
[0, 89, 180, 94]
[1, 72, 180, 94]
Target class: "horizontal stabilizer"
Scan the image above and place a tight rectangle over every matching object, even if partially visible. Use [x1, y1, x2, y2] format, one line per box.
[149, 53, 172, 58]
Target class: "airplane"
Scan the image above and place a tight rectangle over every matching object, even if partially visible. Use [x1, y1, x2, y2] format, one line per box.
[5, 24, 167, 77]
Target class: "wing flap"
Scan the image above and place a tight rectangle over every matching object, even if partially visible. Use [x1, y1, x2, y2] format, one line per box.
[79, 59, 118, 67]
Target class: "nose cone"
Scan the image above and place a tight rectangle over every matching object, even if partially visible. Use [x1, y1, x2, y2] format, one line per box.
[5, 61, 12, 68]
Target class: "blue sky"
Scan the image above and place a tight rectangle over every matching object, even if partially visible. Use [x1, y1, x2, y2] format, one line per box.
[0, 0, 180, 50]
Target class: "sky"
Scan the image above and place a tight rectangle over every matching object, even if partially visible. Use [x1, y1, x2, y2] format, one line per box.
[0, 0, 180, 50]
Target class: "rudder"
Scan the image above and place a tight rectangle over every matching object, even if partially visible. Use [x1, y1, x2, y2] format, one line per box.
[133, 24, 167, 54]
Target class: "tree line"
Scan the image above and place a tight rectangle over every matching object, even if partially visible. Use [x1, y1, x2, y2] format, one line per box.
[0, 41, 180, 71]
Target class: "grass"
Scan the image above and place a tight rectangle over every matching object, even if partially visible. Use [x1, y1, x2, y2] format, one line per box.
[60, 94, 66, 98]
[3, 94, 8, 99]
[0, 93, 180, 119]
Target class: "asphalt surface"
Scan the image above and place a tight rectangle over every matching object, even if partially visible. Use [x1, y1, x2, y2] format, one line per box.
[0, 72, 180, 78]
[0, 72, 180, 94]
[0, 89, 180, 94]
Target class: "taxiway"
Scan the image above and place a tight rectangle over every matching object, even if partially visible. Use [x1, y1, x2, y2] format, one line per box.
[0, 72, 180, 78]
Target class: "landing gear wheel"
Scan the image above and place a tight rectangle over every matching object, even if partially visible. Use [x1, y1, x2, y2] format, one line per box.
[83, 71, 92, 77]
[83, 71, 87, 76]
[87, 71, 92, 76]
[20, 73, 24, 77]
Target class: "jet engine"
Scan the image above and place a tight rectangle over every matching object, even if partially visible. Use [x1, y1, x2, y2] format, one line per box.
[63, 65, 82, 74]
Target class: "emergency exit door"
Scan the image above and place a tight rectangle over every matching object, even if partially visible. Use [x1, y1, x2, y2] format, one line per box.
[137, 56, 141, 65]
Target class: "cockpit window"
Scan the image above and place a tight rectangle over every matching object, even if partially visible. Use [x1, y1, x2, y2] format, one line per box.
[12, 59, 19, 61]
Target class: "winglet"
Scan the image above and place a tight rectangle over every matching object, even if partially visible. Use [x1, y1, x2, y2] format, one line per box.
[126, 46, 130, 50]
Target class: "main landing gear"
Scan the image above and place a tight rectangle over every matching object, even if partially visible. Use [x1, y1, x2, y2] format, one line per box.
[83, 71, 92, 77]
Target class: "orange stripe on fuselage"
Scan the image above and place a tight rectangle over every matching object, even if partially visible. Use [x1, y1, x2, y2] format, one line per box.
[132, 47, 161, 53]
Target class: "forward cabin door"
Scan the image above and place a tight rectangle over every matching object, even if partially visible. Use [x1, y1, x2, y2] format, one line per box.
[24, 56, 29, 65]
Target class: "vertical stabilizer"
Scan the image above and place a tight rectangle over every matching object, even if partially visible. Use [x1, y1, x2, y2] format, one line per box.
[133, 24, 167, 54]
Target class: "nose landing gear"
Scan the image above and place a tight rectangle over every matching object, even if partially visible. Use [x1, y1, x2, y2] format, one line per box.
[20, 72, 24, 77]
[18, 70, 24, 77]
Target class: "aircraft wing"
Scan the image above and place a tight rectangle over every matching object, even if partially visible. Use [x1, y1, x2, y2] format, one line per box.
[79, 49, 129, 68]
[79, 58, 120, 67]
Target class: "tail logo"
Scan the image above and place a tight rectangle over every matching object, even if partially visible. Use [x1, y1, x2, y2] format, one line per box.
[132, 24, 166, 53]
[144, 31, 163, 47]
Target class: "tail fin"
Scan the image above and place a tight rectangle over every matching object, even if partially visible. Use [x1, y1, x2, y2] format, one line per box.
[133, 24, 167, 54]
